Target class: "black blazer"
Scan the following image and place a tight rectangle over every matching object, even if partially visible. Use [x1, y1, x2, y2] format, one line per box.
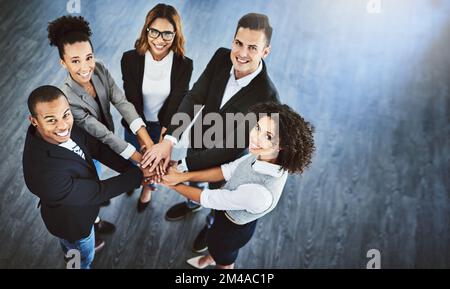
[167, 47, 279, 171]
[22, 124, 143, 242]
[120, 49, 193, 129]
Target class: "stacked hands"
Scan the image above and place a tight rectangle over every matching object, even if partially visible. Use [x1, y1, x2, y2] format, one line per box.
[137, 139, 185, 188]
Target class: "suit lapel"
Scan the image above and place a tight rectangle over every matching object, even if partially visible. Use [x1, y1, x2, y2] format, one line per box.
[46, 143, 94, 172]
[50, 130, 96, 172]
[219, 83, 252, 113]
[170, 53, 179, 85]
[47, 147, 90, 168]
[26, 125, 96, 172]
[71, 126, 97, 172]
[137, 53, 145, 97]
[219, 61, 267, 113]
[91, 73, 107, 113]
[65, 73, 101, 118]
[90, 73, 115, 131]
[214, 64, 232, 111]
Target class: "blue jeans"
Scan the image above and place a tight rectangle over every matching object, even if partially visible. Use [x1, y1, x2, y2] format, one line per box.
[124, 121, 161, 149]
[60, 226, 95, 269]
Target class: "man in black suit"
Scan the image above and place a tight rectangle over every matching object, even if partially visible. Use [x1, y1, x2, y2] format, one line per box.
[142, 13, 279, 253]
[22, 85, 151, 269]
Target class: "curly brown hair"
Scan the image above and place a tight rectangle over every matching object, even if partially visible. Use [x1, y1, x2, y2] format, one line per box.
[249, 102, 315, 174]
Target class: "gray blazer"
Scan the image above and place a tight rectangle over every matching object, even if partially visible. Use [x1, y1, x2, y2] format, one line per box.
[61, 61, 140, 156]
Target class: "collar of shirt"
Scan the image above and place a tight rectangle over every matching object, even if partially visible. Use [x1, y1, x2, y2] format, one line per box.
[58, 138, 77, 150]
[145, 50, 173, 66]
[229, 60, 263, 88]
[252, 158, 284, 177]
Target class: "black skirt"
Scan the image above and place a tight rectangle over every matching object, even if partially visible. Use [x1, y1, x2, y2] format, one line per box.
[207, 210, 257, 266]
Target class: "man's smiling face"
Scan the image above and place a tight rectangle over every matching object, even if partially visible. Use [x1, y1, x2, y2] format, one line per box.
[29, 95, 74, 144]
[230, 27, 270, 79]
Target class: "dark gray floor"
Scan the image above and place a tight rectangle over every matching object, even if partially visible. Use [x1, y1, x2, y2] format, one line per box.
[0, 0, 449, 269]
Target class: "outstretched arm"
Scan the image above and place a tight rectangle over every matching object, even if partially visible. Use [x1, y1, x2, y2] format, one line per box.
[169, 184, 202, 203]
[161, 165, 225, 186]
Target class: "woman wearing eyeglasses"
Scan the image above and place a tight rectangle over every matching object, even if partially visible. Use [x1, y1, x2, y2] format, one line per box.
[121, 3, 193, 212]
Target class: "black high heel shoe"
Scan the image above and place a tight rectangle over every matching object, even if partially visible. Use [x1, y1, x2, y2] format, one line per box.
[137, 186, 154, 213]
[137, 198, 150, 213]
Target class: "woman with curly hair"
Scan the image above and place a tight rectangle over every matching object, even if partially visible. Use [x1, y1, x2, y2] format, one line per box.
[47, 15, 154, 169]
[160, 101, 315, 269]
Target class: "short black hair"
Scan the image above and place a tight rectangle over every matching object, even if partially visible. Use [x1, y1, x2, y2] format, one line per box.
[249, 102, 315, 174]
[47, 15, 93, 59]
[27, 85, 67, 116]
[235, 13, 273, 46]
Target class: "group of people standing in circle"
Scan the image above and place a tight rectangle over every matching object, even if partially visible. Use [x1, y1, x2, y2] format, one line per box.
[22, 3, 315, 269]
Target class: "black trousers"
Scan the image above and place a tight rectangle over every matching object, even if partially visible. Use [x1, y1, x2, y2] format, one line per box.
[206, 211, 257, 265]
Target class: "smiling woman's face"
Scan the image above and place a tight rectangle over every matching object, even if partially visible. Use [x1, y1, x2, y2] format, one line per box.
[60, 41, 95, 85]
[249, 116, 280, 160]
[147, 17, 175, 60]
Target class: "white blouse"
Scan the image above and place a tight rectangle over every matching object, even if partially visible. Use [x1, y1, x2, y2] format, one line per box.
[200, 154, 288, 214]
[142, 50, 173, 122]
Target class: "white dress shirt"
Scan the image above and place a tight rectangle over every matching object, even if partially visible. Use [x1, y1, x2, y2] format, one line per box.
[219, 61, 263, 109]
[199, 154, 287, 214]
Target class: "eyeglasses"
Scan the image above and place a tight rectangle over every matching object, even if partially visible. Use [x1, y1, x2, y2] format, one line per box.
[146, 27, 175, 41]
